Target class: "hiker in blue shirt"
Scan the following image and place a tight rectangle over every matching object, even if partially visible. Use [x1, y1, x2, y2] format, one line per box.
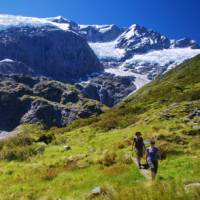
[146, 140, 161, 180]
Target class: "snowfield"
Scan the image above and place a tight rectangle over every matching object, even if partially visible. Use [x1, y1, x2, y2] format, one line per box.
[0, 14, 71, 31]
[91, 43, 200, 91]
[105, 66, 150, 91]
[89, 40, 200, 91]
[0, 58, 14, 63]
[89, 42, 126, 60]
[79, 24, 115, 34]
[124, 48, 200, 72]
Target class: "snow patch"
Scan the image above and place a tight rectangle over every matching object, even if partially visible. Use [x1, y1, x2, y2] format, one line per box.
[0, 58, 14, 63]
[79, 24, 116, 34]
[79, 24, 113, 29]
[123, 24, 138, 40]
[105, 66, 150, 91]
[89, 41, 125, 60]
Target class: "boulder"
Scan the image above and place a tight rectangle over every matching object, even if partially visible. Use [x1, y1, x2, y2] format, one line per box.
[91, 187, 102, 196]
[63, 145, 71, 151]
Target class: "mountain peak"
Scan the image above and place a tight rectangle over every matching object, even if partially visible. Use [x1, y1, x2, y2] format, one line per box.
[120, 24, 147, 40]
[46, 16, 77, 26]
[170, 37, 199, 49]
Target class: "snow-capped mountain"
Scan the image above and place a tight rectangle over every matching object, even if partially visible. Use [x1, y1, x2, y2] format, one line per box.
[46, 16, 78, 29]
[0, 14, 199, 106]
[116, 24, 171, 55]
[88, 23, 200, 87]
[0, 14, 103, 83]
[0, 14, 74, 31]
[116, 24, 199, 53]
[81, 23, 200, 106]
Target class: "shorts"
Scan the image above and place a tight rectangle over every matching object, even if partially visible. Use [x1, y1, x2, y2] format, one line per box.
[135, 148, 144, 158]
[147, 160, 158, 174]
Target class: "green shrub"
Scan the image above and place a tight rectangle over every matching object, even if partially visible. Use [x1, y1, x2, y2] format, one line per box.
[37, 133, 54, 144]
[0, 143, 45, 161]
[66, 117, 100, 131]
[41, 167, 58, 181]
[94, 117, 119, 131]
[98, 151, 117, 166]
[0, 132, 45, 161]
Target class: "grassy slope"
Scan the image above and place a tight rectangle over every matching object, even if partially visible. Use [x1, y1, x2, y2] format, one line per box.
[0, 55, 200, 199]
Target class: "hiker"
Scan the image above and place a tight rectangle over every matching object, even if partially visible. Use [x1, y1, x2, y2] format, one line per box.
[146, 140, 161, 180]
[132, 132, 145, 168]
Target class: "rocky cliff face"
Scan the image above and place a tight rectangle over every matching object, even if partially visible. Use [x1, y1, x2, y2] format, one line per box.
[78, 24, 124, 42]
[0, 26, 103, 83]
[116, 24, 171, 56]
[116, 25, 199, 56]
[79, 73, 136, 107]
[0, 75, 104, 131]
[0, 59, 35, 76]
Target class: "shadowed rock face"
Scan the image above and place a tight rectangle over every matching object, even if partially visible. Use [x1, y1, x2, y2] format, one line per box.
[171, 38, 199, 49]
[79, 73, 136, 107]
[0, 60, 35, 76]
[0, 26, 103, 83]
[0, 75, 104, 131]
[78, 25, 124, 42]
[0, 91, 30, 131]
[116, 25, 171, 57]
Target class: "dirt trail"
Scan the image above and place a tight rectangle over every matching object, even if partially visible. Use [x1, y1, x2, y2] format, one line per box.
[185, 182, 200, 189]
[132, 157, 151, 180]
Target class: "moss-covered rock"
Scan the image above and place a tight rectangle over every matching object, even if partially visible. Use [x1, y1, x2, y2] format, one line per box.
[0, 75, 104, 131]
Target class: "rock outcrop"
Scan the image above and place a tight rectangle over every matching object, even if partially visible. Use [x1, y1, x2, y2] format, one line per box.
[79, 73, 136, 107]
[0, 59, 35, 76]
[0, 75, 104, 131]
[78, 24, 124, 42]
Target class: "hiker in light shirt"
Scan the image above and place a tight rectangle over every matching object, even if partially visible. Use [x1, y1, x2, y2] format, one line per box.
[146, 140, 161, 180]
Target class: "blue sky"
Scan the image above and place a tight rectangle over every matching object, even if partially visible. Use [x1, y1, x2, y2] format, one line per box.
[0, 0, 199, 42]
